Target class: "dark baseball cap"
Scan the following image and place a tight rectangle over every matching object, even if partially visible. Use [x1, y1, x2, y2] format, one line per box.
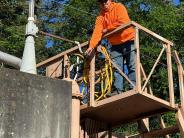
[97, 0, 108, 3]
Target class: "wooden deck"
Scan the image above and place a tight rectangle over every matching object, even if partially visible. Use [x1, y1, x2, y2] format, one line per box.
[80, 90, 177, 127]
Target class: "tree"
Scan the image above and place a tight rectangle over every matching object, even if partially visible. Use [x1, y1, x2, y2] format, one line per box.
[0, 0, 27, 57]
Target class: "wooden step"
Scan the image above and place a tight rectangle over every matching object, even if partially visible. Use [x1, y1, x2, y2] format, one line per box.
[128, 125, 179, 137]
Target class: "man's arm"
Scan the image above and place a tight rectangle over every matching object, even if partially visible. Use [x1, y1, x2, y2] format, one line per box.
[89, 16, 104, 48]
[85, 16, 104, 56]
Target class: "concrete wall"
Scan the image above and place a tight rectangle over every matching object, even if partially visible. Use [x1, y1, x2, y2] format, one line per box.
[0, 68, 71, 138]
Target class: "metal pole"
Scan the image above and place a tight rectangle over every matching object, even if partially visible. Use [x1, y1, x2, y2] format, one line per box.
[29, 0, 34, 18]
[0, 51, 21, 69]
[20, 0, 38, 74]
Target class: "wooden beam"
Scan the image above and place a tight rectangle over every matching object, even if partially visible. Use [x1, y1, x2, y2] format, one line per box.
[64, 55, 70, 78]
[138, 119, 150, 133]
[142, 47, 165, 91]
[158, 115, 170, 138]
[131, 21, 173, 46]
[128, 125, 179, 138]
[166, 44, 175, 107]
[89, 53, 96, 107]
[104, 22, 133, 38]
[173, 51, 184, 109]
[134, 27, 141, 92]
[176, 108, 184, 137]
[140, 64, 153, 95]
[37, 41, 88, 68]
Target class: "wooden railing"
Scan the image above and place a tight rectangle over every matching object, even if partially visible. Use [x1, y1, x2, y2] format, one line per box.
[37, 21, 177, 108]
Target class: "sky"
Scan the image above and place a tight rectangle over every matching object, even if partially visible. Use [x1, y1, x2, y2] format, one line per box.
[173, 0, 180, 5]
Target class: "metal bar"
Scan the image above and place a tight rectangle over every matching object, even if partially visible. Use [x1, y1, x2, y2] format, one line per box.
[39, 31, 76, 44]
[142, 47, 165, 91]
[166, 44, 175, 107]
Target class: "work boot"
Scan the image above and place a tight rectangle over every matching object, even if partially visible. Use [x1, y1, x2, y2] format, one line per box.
[106, 88, 122, 97]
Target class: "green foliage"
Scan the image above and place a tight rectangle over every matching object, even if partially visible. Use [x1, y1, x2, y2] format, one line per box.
[0, 0, 27, 57]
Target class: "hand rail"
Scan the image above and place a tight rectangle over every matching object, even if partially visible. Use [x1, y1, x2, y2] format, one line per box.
[37, 21, 176, 107]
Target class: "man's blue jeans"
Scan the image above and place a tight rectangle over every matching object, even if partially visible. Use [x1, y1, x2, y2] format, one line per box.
[101, 39, 136, 91]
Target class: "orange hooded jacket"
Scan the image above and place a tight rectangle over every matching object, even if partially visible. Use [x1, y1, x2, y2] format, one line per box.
[89, 2, 134, 48]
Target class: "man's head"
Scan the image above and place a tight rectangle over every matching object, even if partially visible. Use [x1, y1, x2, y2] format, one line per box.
[98, 0, 112, 11]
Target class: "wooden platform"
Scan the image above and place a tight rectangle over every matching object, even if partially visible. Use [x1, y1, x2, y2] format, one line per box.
[80, 90, 177, 127]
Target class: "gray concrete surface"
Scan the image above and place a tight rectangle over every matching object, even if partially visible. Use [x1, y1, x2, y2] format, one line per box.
[0, 68, 71, 138]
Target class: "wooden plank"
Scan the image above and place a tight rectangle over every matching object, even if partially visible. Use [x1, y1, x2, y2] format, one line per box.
[46, 60, 62, 78]
[81, 91, 176, 128]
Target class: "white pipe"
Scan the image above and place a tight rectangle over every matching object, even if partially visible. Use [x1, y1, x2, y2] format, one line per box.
[20, 0, 38, 74]
[0, 51, 21, 69]
[29, 0, 34, 18]
[20, 36, 37, 74]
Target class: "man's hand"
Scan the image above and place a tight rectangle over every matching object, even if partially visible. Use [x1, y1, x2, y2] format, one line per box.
[85, 47, 94, 57]
[102, 29, 108, 34]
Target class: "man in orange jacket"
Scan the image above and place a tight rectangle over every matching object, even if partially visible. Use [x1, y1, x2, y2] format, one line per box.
[85, 0, 136, 93]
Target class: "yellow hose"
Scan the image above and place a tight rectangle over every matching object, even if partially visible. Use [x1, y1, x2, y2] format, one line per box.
[72, 46, 113, 102]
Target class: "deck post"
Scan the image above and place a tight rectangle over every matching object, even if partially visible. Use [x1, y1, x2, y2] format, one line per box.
[178, 63, 184, 110]
[174, 51, 184, 109]
[134, 27, 141, 92]
[176, 108, 184, 137]
[166, 44, 175, 107]
[66, 79, 82, 138]
[64, 54, 70, 78]
[90, 53, 96, 107]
